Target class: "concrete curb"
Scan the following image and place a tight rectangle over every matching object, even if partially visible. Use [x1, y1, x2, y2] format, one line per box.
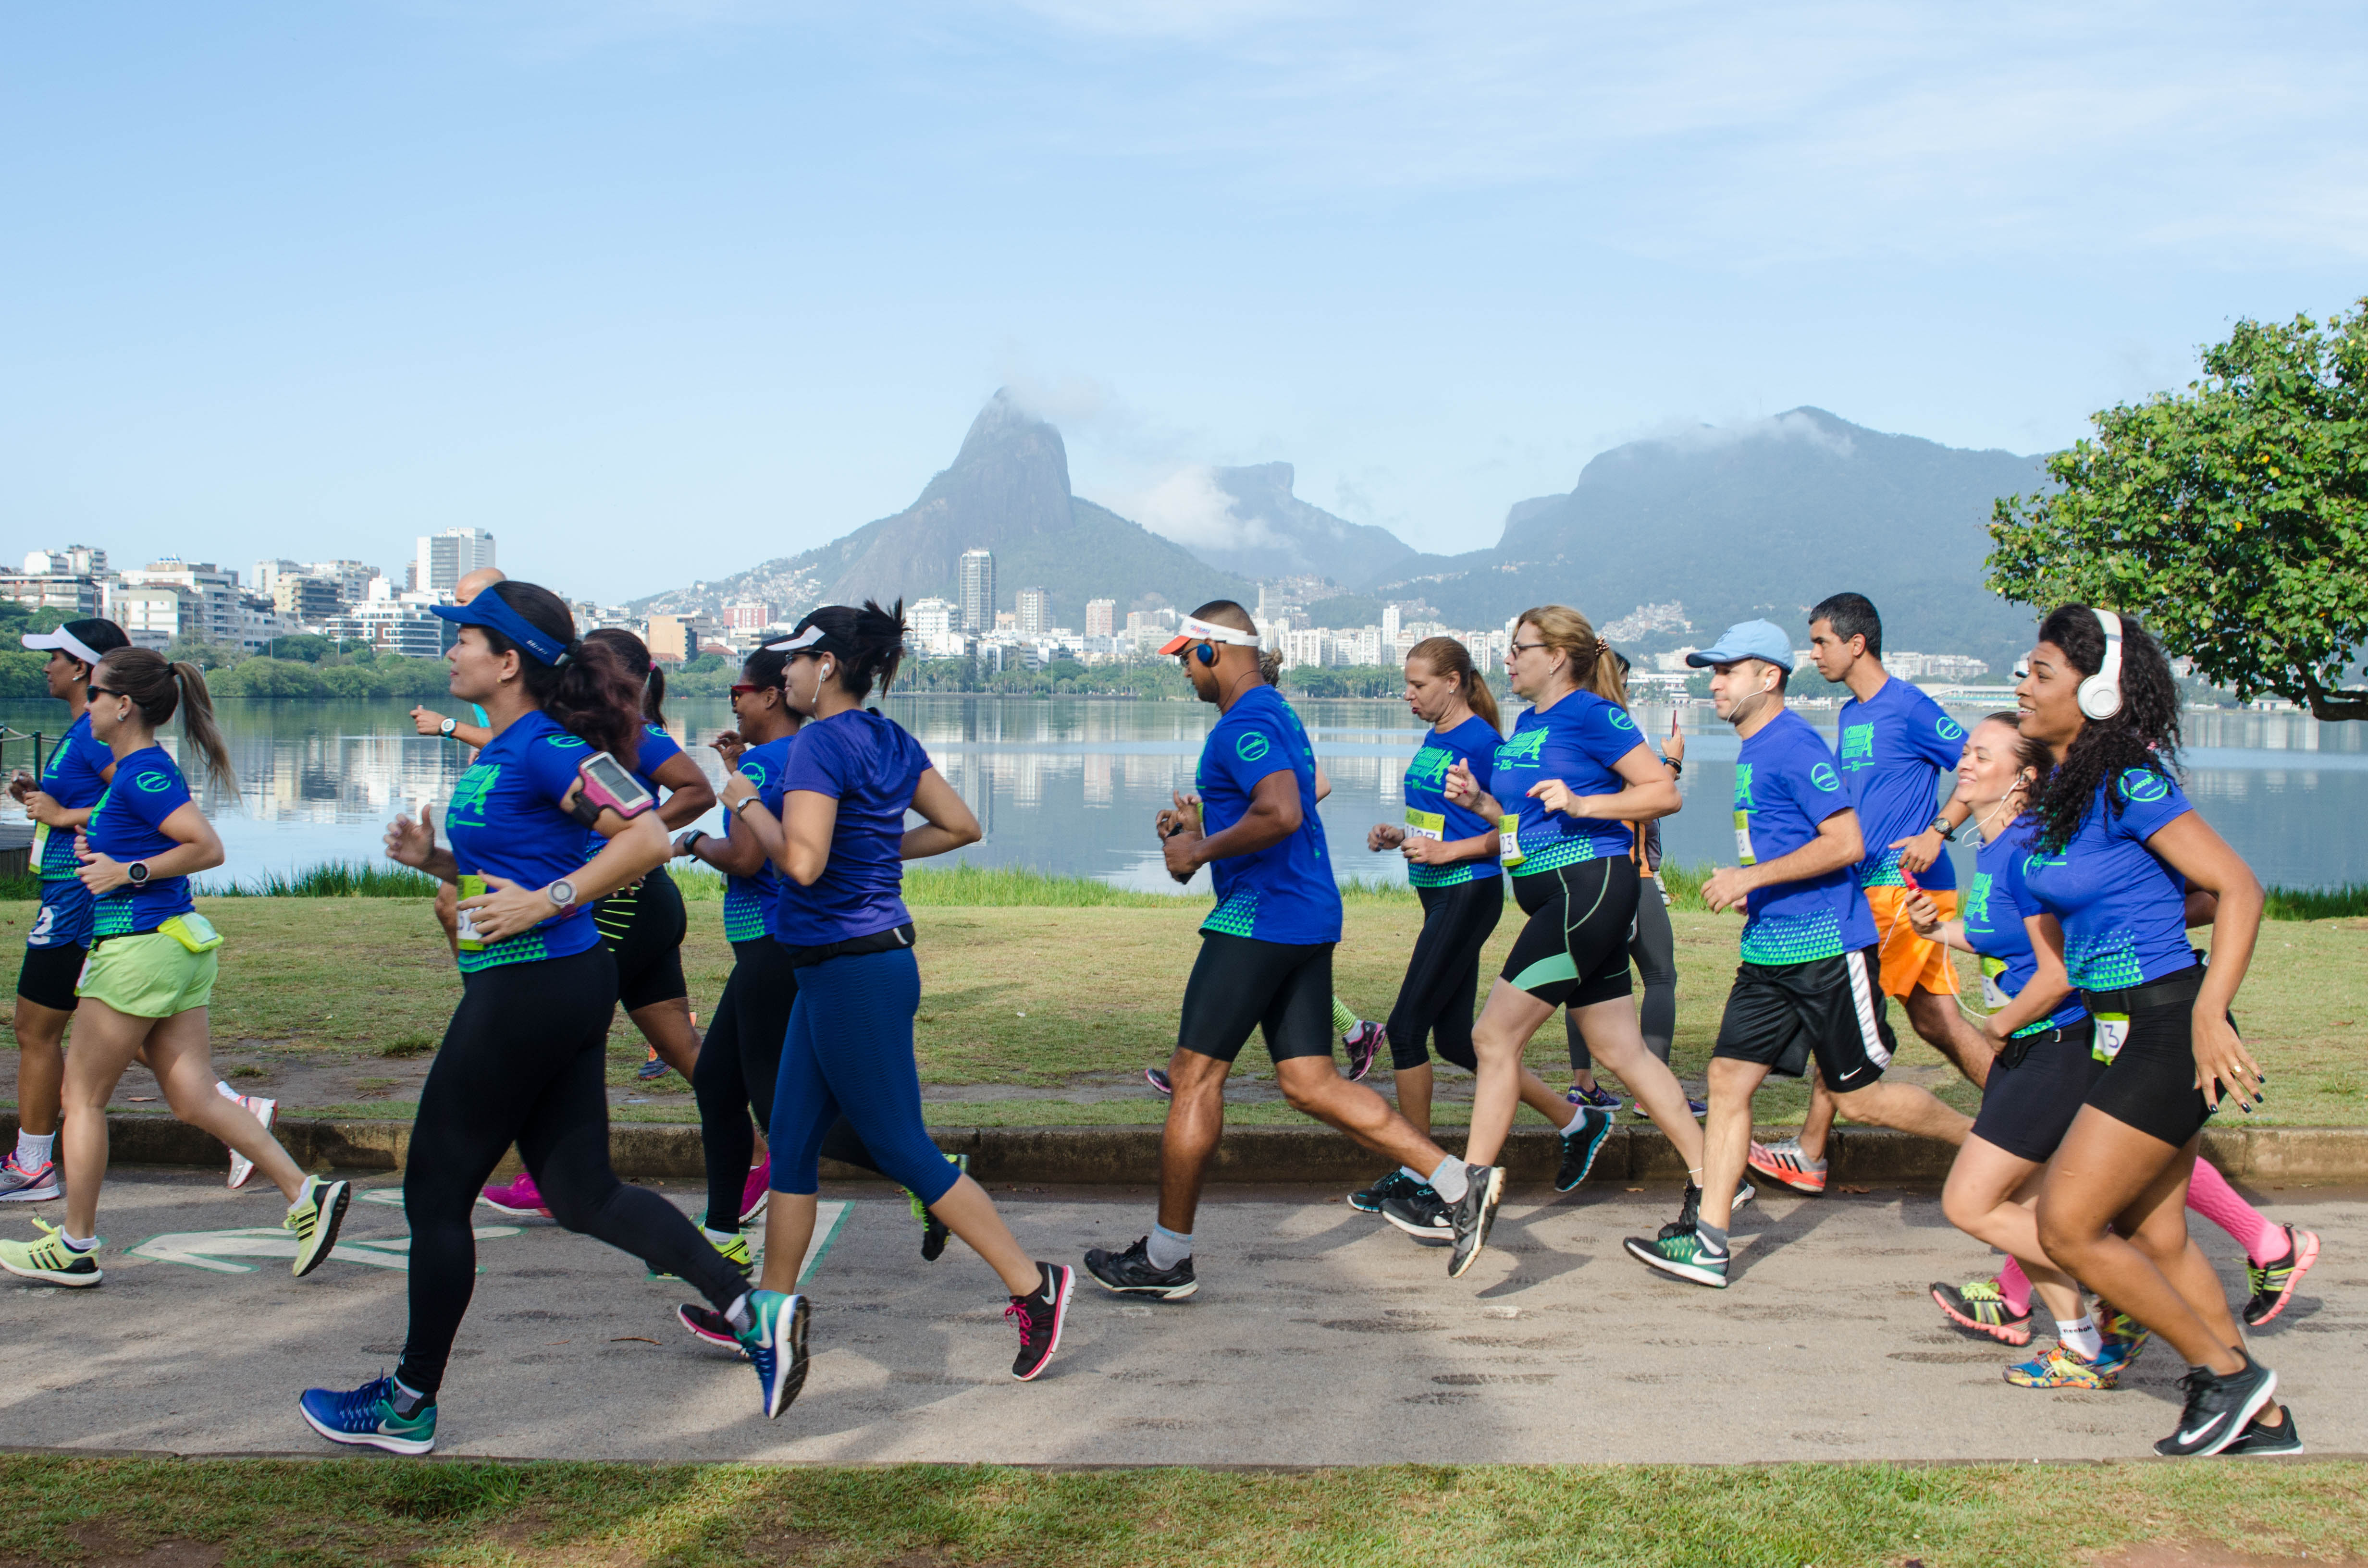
[10, 1112, 2368, 1186]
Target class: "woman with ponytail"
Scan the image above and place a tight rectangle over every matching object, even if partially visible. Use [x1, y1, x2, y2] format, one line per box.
[302, 582, 782, 1454]
[0, 651, 353, 1291]
[714, 600, 1075, 1396]
[2012, 605, 2297, 1457]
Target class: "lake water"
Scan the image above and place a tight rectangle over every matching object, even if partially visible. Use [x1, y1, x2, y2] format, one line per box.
[3, 696, 2361, 893]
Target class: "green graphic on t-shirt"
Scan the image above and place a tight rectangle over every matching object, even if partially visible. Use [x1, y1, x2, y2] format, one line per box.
[1964, 870, 1994, 929]
[1732, 764, 1756, 810]
[1839, 723, 1875, 771]
[1236, 732, 1270, 762]
[1406, 747, 1451, 791]
[1497, 729, 1547, 766]
[447, 763, 501, 824]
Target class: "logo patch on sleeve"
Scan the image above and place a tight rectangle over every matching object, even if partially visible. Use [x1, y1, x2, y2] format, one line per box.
[2118, 768, 2171, 804]
[134, 771, 174, 793]
[1937, 717, 1965, 743]
[1235, 732, 1271, 762]
[1810, 761, 1840, 792]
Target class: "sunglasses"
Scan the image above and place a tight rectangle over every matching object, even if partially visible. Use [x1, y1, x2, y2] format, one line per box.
[728, 683, 771, 698]
[86, 684, 123, 700]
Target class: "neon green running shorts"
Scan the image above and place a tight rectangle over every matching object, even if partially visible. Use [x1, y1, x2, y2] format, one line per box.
[76, 932, 219, 1018]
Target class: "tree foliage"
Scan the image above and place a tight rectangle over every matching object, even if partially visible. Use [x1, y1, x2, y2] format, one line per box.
[1988, 299, 2368, 719]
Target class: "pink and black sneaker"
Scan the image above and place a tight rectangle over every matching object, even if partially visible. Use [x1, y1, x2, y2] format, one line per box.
[480, 1170, 551, 1218]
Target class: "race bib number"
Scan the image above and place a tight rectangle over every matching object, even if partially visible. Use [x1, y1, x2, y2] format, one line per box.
[1497, 813, 1525, 869]
[1978, 955, 2011, 1011]
[1732, 808, 1757, 867]
[28, 819, 50, 868]
[455, 874, 489, 952]
[2091, 1012, 2130, 1065]
[1404, 807, 1445, 843]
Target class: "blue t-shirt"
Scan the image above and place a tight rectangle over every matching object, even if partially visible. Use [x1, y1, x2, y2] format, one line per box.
[626, 723, 683, 794]
[774, 710, 929, 948]
[1963, 822, 2087, 1036]
[1834, 677, 1964, 891]
[28, 713, 111, 949]
[1196, 684, 1341, 944]
[86, 745, 198, 938]
[2020, 767, 2198, 990]
[1401, 714, 1503, 889]
[723, 735, 793, 943]
[1733, 709, 1876, 965]
[442, 709, 603, 972]
[1493, 692, 1650, 876]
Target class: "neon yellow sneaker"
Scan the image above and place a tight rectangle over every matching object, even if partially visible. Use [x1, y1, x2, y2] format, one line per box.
[0, 1217, 104, 1287]
[2006, 1342, 2114, 1389]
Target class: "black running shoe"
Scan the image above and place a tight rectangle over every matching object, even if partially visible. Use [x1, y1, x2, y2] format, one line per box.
[1350, 1169, 1420, 1214]
[1380, 1184, 1451, 1242]
[1554, 1105, 1616, 1193]
[1446, 1163, 1505, 1279]
[2154, 1353, 2277, 1457]
[677, 1302, 749, 1357]
[2221, 1407, 2304, 1457]
[1083, 1236, 1197, 1300]
[1007, 1262, 1074, 1380]
[1145, 1066, 1172, 1096]
[1655, 1178, 1754, 1240]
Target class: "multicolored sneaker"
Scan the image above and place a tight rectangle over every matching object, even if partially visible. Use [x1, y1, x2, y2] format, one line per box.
[1554, 1105, 1617, 1192]
[298, 1375, 437, 1455]
[1566, 1082, 1624, 1114]
[1145, 1066, 1173, 1096]
[678, 1303, 749, 1357]
[1931, 1276, 2035, 1346]
[1747, 1139, 1827, 1195]
[0, 1151, 60, 1203]
[1340, 1021, 1385, 1082]
[222, 1090, 277, 1190]
[2243, 1225, 2321, 1327]
[915, 1153, 968, 1262]
[740, 1290, 811, 1419]
[481, 1170, 550, 1218]
[0, 1218, 102, 1287]
[636, 1045, 669, 1081]
[739, 1158, 772, 1225]
[649, 1229, 752, 1283]
[1624, 1225, 1729, 1288]
[285, 1175, 353, 1277]
[2093, 1305, 2151, 1378]
[2006, 1343, 2114, 1389]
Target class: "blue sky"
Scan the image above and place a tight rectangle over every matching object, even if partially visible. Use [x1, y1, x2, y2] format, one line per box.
[7, 1, 2365, 604]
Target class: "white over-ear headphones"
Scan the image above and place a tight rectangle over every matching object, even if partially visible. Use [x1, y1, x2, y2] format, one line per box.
[2077, 609, 2124, 721]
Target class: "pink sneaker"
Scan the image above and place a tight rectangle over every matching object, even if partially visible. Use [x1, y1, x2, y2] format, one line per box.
[226, 1094, 277, 1190]
[481, 1169, 551, 1217]
[740, 1157, 772, 1225]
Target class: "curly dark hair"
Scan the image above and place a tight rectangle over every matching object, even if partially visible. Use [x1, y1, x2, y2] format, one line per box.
[2023, 605, 2182, 854]
[481, 581, 643, 759]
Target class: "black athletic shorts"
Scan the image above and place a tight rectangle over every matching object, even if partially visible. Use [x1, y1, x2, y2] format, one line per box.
[1500, 857, 1638, 1009]
[1712, 944, 1894, 1091]
[1176, 932, 1336, 1066]
[595, 866, 689, 1013]
[1970, 1021, 2102, 1163]
[16, 942, 86, 1013]
[2082, 966, 2218, 1147]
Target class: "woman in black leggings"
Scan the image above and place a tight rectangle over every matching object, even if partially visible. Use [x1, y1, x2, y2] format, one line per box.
[1567, 697, 1690, 1111]
[299, 581, 773, 1454]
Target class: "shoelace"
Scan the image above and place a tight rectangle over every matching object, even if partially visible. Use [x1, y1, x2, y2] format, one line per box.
[1004, 1300, 1034, 1347]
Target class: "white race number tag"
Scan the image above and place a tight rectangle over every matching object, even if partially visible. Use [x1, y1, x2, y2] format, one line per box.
[1979, 955, 2011, 1011]
[1732, 808, 1757, 867]
[1404, 808, 1445, 842]
[2092, 1012, 2130, 1065]
[455, 874, 489, 952]
[1498, 813, 1525, 869]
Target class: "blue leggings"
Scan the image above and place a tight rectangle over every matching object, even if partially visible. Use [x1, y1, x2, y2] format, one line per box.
[767, 947, 960, 1204]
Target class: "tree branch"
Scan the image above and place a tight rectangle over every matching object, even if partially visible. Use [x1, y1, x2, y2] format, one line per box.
[2299, 668, 2368, 723]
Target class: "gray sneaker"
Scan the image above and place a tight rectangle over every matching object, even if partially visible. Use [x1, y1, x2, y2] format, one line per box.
[1446, 1163, 1505, 1279]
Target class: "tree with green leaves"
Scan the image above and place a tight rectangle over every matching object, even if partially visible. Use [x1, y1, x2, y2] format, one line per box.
[1988, 299, 2368, 720]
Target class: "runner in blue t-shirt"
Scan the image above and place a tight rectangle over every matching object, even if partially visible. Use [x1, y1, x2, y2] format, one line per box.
[712, 602, 1073, 1390]
[0, 647, 348, 1296]
[300, 580, 771, 1455]
[410, 566, 509, 962]
[2008, 605, 2292, 1458]
[1085, 601, 1478, 1298]
[1626, 622, 1969, 1293]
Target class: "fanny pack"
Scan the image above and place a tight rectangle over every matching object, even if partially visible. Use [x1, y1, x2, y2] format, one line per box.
[158, 913, 225, 954]
[1995, 1017, 2090, 1072]
[780, 921, 916, 971]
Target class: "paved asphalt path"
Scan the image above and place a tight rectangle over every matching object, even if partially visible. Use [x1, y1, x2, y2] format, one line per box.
[4, 1170, 2362, 1464]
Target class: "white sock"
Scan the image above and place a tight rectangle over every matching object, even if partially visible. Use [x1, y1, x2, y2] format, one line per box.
[702, 1225, 739, 1247]
[1429, 1159, 1471, 1204]
[15, 1130, 54, 1167]
[215, 1079, 240, 1102]
[1399, 1165, 1427, 1185]
[2059, 1315, 2102, 1360]
[725, 1292, 754, 1332]
[62, 1230, 97, 1252]
[1146, 1224, 1193, 1270]
[1559, 1111, 1596, 1138]
[1685, 1167, 1703, 1187]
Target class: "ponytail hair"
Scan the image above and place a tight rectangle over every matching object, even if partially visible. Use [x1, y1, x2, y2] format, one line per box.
[91, 648, 239, 794]
[1259, 646, 1284, 686]
[1407, 635, 1501, 735]
[585, 627, 667, 728]
[1515, 604, 1626, 706]
[2024, 605, 2182, 854]
[482, 581, 642, 758]
[794, 599, 909, 700]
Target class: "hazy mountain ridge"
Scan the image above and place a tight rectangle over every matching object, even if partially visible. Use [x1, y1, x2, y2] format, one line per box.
[1185, 463, 1421, 589]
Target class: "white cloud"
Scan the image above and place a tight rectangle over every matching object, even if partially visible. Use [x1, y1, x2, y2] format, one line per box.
[1614, 410, 1858, 460]
[1089, 464, 1287, 552]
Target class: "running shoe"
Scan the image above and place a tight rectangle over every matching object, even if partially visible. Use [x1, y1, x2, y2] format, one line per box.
[916, 1154, 967, 1262]
[480, 1170, 550, 1218]
[1656, 1179, 1755, 1240]
[2242, 1225, 2321, 1327]
[1747, 1138, 1827, 1195]
[649, 1230, 752, 1283]
[225, 1093, 277, 1190]
[636, 1045, 669, 1080]
[1931, 1277, 2035, 1347]
[1082, 1236, 1198, 1300]
[0, 1151, 59, 1203]
[2006, 1343, 2113, 1389]
[678, 1302, 750, 1357]
[2221, 1408, 2304, 1457]
[1446, 1163, 1504, 1279]
[2094, 1305, 2151, 1379]
[1145, 1066, 1172, 1096]
[1007, 1262, 1074, 1381]
[739, 1158, 772, 1225]
[1566, 1082, 1624, 1114]
[0, 1218, 102, 1287]
[298, 1375, 437, 1456]
[2154, 1354, 2276, 1458]
[1554, 1105, 1616, 1193]
[1381, 1184, 1451, 1241]
[740, 1289, 811, 1419]
[1628, 1094, 1707, 1119]
[1624, 1225, 1728, 1288]
[286, 1175, 352, 1277]
[1340, 1021, 1384, 1082]
[1349, 1169, 1422, 1214]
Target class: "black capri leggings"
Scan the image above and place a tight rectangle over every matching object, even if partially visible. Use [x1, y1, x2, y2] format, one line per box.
[398, 943, 747, 1400]
[1568, 871, 1677, 1072]
[1385, 879, 1504, 1072]
[594, 866, 689, 1013]
[1501, 856, 1640, 1010]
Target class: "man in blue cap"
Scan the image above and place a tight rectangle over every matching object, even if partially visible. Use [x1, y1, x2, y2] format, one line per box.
[1625, 621, 1969, 1289]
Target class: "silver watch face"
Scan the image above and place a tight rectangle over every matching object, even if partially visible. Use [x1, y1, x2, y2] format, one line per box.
[548, 879, 577, 906]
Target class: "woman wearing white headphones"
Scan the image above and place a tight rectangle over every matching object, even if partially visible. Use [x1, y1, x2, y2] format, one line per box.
[2012, 605, 2296, 1457]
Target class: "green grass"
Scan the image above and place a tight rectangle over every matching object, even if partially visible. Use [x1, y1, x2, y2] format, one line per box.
[199, 859, 443, 898]
[2267, 881, 2368, 919]
[3, 1455, 2364, 1567]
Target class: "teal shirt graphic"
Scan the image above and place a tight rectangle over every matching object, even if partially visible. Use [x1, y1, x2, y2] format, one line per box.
[1831, 677, 1964, 891]
[2020, 768, 2197, 988]
[1400, 713, 1502, 888]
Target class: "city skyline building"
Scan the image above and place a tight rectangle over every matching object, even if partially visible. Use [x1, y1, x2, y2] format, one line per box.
[1015, 586, 1051, 639]
[959, 548, 995, 633]
[414, 527, 497, 600]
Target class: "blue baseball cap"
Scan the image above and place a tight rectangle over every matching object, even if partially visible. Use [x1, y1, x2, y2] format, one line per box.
[1686, 619, 1794, 671]
[431, 584, 574, 666]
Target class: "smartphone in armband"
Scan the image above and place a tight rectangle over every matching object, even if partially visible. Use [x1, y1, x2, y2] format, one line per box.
[577, 752, 657, 821]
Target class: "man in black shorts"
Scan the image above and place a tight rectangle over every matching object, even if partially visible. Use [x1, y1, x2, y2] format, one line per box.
[1084, 602, 1498, 1294]
[1625, 621, 1969, 1288]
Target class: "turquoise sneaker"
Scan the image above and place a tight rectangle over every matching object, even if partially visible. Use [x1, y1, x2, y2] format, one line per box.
[739, 1290, 811, 1419]
[1623, 1225, 1730, 1288]
[298, 1375, 436, 1456]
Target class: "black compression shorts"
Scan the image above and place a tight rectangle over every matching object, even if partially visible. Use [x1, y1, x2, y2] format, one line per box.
[1176, 932, 1336, 1066]
[2083, 966, 2219, 1147]
[595, 866, 689, 1013]
[1712, 945, 1895, 1091]
[1500, 857, 1638, 1009]
[1970, 1021, 2102, 1163]
[1386, 879, 1503, 1072]
[16, 943, 86, 1013]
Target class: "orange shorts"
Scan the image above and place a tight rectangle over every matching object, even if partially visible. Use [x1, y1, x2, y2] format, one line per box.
[1864, 885, 1961, 998]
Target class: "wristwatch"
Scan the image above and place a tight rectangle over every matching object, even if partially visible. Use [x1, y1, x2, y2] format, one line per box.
[680, 829, 708, 856]
[546, 879, 578, 909]
[1928, 813, 1958, 842]
[730, 795, 762, 815]
[126, 860, 150, 885]
[439, 716, 457, 737]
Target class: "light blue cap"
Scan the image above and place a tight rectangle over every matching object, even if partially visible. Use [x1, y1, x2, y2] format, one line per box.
[1686, 619, 1794, 671]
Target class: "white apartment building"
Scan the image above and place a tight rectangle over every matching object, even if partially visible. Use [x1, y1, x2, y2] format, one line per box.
[1085, 598, 1117, 638]
[1014, 587, 1051, 638]
[113, 561, 243, 647]
[909, 597, 968, 658]
[321, 598, 449, 659]
[959, 549, 995, 632]
[414, 528, 497, 600]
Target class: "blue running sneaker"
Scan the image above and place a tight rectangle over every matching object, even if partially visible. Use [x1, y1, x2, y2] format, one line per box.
[739, 1290, 811, 1419]
[1566, 1082, 1623, 1115]
[1554, 1105, 1616, 1192]
[298, 1375, 436, 1456]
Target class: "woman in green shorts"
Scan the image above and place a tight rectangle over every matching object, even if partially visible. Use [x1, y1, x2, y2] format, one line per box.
[0, 649, 349, 1289]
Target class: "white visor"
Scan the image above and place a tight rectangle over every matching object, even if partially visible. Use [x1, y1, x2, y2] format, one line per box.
[21, 627, 105, 668]
[1155, 615, 1264, 656]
